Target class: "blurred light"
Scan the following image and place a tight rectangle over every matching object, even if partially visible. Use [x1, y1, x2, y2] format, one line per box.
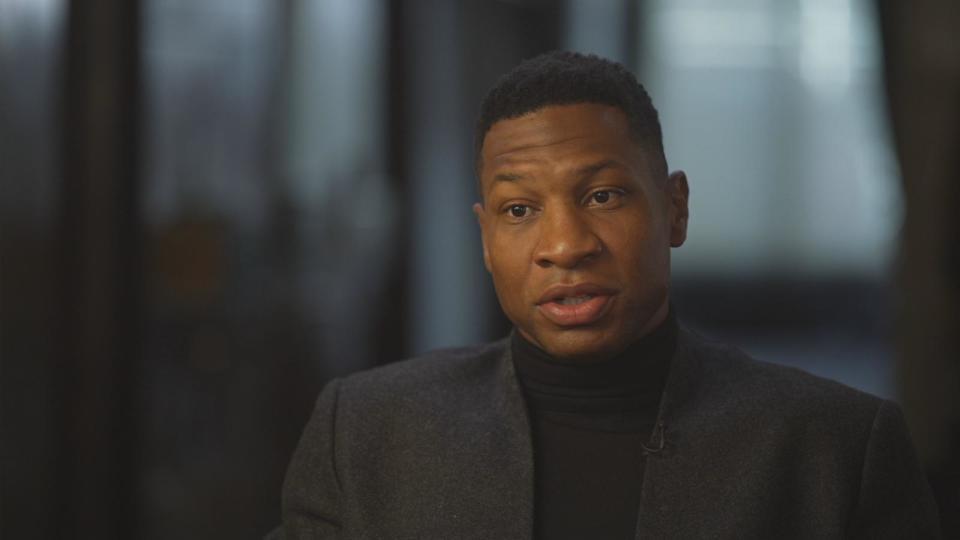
[564, 0, 626, 63]
[644, 0, 899, 279]
[0, 0, 61, 43]
[799, 0, 855, 96]
[652, 7, 780, 69]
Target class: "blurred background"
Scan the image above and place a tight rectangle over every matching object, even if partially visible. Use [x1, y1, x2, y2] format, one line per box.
[1, 0, 957, 537]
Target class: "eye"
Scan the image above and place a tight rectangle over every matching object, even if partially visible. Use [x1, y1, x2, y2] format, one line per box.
[508, 205, 529, 218]
[586, 189, 624, 206]
[500, 201, 538, 222]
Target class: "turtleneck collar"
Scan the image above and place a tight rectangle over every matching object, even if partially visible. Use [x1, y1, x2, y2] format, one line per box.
[511, 309, 677, 390]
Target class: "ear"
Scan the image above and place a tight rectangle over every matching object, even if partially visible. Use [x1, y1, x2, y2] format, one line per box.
[473, 202, 493, 273]
[666, 170, 689, 247]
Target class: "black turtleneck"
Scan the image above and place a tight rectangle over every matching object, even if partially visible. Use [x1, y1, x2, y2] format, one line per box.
[511, 312, 677, 540]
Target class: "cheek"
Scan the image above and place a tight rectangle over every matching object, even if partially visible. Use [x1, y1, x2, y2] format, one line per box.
[601, 216, 670, 279]
[628, 237, 669, 275]
[486, 230, 538, 315]
[488, 237, 526, 289]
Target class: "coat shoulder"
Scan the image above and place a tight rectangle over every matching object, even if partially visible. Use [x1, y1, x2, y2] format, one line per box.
[680, 328, 884, 423]
[335, 338, 510, 411]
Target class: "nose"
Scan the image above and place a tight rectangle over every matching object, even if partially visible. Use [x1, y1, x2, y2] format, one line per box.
[533, 205, 603, 269]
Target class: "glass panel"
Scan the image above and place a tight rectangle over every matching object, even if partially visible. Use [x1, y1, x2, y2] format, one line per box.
[139, 0, 389, 536]
[638, 0, 897, 397]
[643, 0, 898, 279]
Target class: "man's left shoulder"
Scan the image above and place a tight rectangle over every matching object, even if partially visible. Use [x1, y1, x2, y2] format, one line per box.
[681, 328, 885, 424]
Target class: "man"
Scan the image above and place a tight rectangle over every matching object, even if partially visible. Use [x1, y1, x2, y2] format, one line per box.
[270, 52, 940, 538]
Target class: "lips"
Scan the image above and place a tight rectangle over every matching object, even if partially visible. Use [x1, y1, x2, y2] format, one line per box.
[536, 283, 617, 327]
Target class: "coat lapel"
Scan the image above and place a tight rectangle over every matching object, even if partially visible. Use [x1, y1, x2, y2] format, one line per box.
[451, 330, 708, 540]
[473, 330, 706, 540]
[489, 343, 536, 538]
[427, 342, 535, 539]
[634, 326, 707, 538]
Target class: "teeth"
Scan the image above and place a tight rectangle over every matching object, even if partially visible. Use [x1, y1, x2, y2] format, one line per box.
[559, 294, 593, 305]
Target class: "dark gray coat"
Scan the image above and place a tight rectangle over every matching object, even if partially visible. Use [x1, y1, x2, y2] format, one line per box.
[271, 328, 941, 539]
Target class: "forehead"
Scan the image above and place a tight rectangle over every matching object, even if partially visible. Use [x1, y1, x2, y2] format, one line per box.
[480, 103, 636, 175]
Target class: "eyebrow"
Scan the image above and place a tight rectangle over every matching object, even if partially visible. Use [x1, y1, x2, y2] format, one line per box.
[491, 159, 625, 185]
[492, 171, 528, 183]
[574, 159, 623, 179]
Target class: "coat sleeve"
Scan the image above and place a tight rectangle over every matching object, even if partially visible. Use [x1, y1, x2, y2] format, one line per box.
[848, 399, 941, 539]
[270, 378, 344, 540]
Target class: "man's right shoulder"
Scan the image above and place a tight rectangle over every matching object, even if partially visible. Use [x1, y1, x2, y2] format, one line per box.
[325, 337, 511, 412]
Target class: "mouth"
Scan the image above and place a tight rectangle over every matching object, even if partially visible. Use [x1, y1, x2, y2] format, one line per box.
[555, 294, 596, 305]
[536, 284, 617, 327]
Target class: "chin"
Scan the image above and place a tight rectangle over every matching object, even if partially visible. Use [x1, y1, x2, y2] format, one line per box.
[538, 327, 625, 362]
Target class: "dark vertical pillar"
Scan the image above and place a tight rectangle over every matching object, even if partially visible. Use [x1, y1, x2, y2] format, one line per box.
[374, 0, 411, 363]
[876, 0, 960, 535]
[58, 0, 142, 536]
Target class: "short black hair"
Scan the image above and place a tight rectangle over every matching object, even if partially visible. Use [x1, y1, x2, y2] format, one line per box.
[475, 50, 667, 178]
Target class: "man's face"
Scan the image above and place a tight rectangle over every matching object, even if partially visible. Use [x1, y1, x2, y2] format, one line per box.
[474, 103, 689, 361]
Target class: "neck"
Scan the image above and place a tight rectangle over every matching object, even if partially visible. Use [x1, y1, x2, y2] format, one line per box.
[511, 308, 677, 390]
